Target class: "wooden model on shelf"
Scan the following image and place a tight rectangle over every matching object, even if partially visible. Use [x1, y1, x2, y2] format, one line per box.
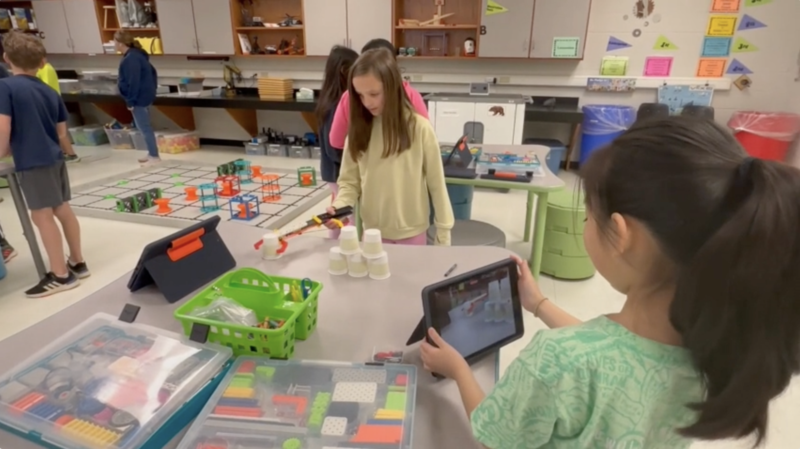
[399, 0, 455, 27]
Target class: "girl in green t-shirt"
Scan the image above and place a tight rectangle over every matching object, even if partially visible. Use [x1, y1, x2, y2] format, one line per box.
[421, 116, 800, 448]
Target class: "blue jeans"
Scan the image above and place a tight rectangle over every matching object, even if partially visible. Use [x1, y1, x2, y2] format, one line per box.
[131, 106, 159, 158]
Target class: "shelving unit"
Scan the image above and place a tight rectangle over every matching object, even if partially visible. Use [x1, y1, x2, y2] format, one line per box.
[93, 0, 160, 52]
[0, 1, 40, 36]
[392, 0, 480, 59]
[229, 0, 306, 57]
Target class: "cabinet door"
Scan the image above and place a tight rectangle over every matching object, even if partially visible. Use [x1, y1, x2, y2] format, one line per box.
[477, 102, 516, 145]
[304, 0, 347, 56]
[431, 102, 476, 144]
[529, 0, 591, 58]
[346, 0, 392, 53]
[192, 0, 234, 54]
[478, 0, 534, 58]
[31, 1, 72, 55]
[62, 0, 104, 54]
[156, 0, 198, 55]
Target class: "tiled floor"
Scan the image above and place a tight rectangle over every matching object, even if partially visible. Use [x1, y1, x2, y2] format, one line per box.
[0, 146, 796, 448]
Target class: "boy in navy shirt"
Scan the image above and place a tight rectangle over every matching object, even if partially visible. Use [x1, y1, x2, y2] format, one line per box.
[0, 32, 89, 297]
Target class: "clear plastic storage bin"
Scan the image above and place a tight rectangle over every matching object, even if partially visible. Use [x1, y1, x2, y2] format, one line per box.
[0, 313, 232, 449]
[105, 129, 135, 149]
[59, 80, 81, 94]
[156, 131, 200, 154]
[130, 130, 148, 151]
[69, 126, 109, 146]
[244, 142, 266, 156]
[176, 358, 418, 449]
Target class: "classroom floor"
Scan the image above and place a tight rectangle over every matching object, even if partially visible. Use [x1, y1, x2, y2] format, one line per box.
[0, 146, 796, 449]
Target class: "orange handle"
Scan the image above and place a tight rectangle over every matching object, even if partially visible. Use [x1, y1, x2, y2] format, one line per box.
[167, 229, 205, 262]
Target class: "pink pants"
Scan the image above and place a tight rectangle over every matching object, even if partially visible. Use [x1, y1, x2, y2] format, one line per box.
[327, 182, 426, 245]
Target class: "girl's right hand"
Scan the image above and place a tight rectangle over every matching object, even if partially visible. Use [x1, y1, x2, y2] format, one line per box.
[324, 207, 339, 229]
[511, 255, 547, 314]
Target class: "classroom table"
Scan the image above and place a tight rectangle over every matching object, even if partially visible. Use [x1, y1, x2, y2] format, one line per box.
[446, 144, 565, 278]
[0, 222, 507, 449]
[0, 162, 46, 277]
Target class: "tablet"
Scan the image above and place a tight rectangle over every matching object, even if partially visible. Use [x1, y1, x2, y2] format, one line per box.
[421, 259, 524, 363]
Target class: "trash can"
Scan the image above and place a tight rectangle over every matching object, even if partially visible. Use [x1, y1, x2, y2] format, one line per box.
[728, 111, 800, 161]
[579, 105, 636, 165]
[524, 138, 566, 175]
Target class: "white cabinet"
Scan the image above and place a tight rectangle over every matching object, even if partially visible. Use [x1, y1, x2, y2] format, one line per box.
[62, 0, 104, 54]
[304, 0, 347, 56]
[346, 0, 392, 52]
[529, 0, 591, 59]
[192, 0, 234, 54]
[157, 0, 234, 55]
[31, 1, 71, 55]
[34, 0, 103, 54]
[428, 95, 527, 145]
[157, 0, 198, 55]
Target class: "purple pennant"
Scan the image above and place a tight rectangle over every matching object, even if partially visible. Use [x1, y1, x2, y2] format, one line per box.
[727, 59, 753, 75]
[738, 14, 767, 31]
[606, 36, 632, 52]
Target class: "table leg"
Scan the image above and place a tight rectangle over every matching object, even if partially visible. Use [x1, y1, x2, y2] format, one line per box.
[564, 123, 582, 171]
[6, 173, 46, 277]
[529, 192, 549, 279]
[523, 191, 534, 242]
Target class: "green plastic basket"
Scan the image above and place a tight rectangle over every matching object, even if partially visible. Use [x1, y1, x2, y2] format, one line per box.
[174, 268, 322, 358]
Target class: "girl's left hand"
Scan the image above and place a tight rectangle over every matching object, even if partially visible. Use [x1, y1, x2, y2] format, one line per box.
[420, 328, 469, 379]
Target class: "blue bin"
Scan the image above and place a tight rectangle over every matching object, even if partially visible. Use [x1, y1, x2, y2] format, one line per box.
[430, 184, 474, 224]
[579, 105, 636, 165]
[524, 138, 566, 175]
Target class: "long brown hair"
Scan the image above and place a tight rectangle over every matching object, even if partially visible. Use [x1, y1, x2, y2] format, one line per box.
[347, 48, 415, 161]
[114, 30, 143, 51]
[581, 116, 800, 445]
[315, 45, 358, 125]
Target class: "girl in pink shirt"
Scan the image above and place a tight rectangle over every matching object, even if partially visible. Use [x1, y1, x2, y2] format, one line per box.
[328, 39, 428, 149]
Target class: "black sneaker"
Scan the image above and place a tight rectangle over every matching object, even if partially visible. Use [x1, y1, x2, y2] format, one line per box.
[68, 259, 91, 279]
[24, 272, 80, 298]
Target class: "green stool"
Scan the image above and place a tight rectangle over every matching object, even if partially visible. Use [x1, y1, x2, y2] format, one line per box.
[541, 189, 595, 280]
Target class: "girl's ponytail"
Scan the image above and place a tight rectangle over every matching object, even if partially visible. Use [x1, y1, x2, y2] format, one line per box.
[671, 157, 800, 444]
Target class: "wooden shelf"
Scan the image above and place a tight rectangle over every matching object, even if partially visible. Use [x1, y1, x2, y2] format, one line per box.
[395, 25, 477, 30]
[235, 26, 304, 31]
[103, 28, 160, 32]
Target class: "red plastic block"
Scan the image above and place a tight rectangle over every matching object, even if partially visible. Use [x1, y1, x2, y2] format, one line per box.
[237, 361, 256, 373]
[212, 406, 262, 417]
[350, 425, 403, 444]
[395, 374, 408, 386]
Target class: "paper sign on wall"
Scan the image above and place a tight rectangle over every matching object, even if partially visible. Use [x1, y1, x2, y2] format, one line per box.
[707, 16, 737, 36]
[607, 36, 632, 52]
[600, 56, 629, 76]
[643, 56, 673, 77]
[701, 37, 731, 57]
[732, 37, 758, 52]
[711, 0, 740, 13]
[552, 37, 580, 58]
[653, 35, 678, 51]
[744, 0, 772, 6]
[738, 14, 767, 30]
[485, 0, 508, 15]
[697, 58, 727, 77]
[727, 58, 754, 74]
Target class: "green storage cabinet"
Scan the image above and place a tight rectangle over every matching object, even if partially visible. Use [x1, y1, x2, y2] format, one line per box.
[541, 189, 595, 280]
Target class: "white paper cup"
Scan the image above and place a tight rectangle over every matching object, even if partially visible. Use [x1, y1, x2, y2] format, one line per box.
[362, 229, 384, 258]
[339, 225, 360, 254]
[261, 233, 282, 260]
[368, 251, 390, 280]
[328, 247, 348, 275]
[347, 252, 368, 278]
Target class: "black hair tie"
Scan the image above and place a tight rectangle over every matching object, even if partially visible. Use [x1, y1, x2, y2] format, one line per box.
[738, 157, 755, 182]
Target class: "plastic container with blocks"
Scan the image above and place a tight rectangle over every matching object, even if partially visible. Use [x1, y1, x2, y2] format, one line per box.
[174, 268, 323, 358]
[105, 128, 135, 149]
[69, 126, 109, 146]
[0, 312, 232, 449]
[156, 131, 200, 154]
[130, 130, 148, 151]
[267, 143, 287, 157]
[244, 142, 266, 156]
[176, 358, 418, 449]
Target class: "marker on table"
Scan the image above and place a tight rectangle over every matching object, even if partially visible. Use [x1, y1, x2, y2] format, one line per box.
[443, 264, 457, 277]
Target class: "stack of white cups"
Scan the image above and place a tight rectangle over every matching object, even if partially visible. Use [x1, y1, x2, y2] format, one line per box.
[363, 229, 390, 280]
[327, 226, 390, 280]
[260, 233, 282, 260]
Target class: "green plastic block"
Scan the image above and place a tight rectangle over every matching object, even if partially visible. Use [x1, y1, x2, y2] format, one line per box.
[385, 392, 406, 411]
[174, 182, 184, 187]
[116, 180, 129, 186]
[256, 366, 276, 380]
[104, 194, 116, 200]
[388, 385, 406, 392]
[282, 437, 302, 449]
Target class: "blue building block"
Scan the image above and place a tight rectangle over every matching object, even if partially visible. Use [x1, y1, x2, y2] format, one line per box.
[235, 159, 253, 184]
[199, 183, 220, 213]
[229, 194, 260, 221]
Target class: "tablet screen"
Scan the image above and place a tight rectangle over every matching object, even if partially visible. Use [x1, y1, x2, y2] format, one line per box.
[425, 262, 519, 358]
